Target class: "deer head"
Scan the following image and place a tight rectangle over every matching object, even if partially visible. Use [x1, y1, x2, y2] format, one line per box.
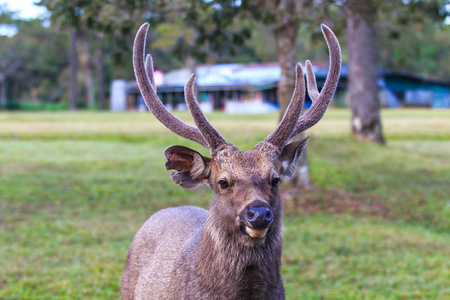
[133, 23, 341, 244]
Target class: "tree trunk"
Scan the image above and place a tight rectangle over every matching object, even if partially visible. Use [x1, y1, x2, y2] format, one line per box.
[289, 135, 311, 187]
[69, 30, 78, 110]
[27, 80, 39, 102]
[275, 23, 297, 118]
[0, 74, 6, 107]
[84, 65, 95, 109]
[97, 48, 106, 110]
[0, 59, 20, 107]
[345, 0, 385, 144]
[187, 55, 201, 109]
[275, 22, 311, 188]
[79, 36, 96, 109]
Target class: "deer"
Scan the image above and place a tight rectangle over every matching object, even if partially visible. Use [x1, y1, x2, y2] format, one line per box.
[121, 22, 341, 300]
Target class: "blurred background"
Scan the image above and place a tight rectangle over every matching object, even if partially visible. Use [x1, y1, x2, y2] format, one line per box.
[0, 0, 449, 299]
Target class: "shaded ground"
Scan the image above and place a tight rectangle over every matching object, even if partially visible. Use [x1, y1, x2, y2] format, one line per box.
[284, 186, 391, 217]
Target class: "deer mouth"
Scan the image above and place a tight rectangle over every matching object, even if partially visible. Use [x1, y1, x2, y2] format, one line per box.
[239, 224, 269, 238]
[245, 226, 268, 238]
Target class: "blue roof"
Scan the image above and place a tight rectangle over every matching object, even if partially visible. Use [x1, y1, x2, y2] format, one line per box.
[161, 62, 345, 88]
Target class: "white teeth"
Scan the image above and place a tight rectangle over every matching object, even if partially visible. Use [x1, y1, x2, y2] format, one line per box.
[245, 226, 268, 238]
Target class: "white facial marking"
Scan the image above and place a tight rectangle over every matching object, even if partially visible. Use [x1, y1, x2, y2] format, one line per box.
[245, 226, 268, 238]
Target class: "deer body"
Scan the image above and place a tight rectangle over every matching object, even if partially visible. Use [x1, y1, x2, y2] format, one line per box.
[123, 204, 284, 300]
[123, 146, 286, 300]
[121, 23, 341, 299]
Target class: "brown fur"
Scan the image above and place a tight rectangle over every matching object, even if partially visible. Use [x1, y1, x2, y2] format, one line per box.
[121, 144, 290, 299]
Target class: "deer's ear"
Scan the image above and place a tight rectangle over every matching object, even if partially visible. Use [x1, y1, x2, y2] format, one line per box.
[277, 135, 310, 179]
[164, 145, 211, 189]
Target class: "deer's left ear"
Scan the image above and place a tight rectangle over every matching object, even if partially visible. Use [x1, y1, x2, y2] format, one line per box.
[277, 135, 310, 179]
[164, 145, 211, 189]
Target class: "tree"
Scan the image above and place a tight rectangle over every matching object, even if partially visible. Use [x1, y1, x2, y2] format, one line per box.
[38, 0, 146, 109]
[344, 0, 385, 144]
[0, 7, 20, 106]
[0, 38, 21, 106]
[68, 29, 78, 110]
[0, 6, 69, 107]
[14, 19, 69, 104]
[38, 1, 83, 109]
[341, 0, 448, 144]
[242, 0, 322, 187]
[377, 0, 450, 78]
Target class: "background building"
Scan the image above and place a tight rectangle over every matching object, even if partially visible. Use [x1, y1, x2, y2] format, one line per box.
[111, 62, 450, 112]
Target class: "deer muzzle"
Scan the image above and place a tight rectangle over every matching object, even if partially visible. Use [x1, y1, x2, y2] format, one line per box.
[239, 200, 273, 238]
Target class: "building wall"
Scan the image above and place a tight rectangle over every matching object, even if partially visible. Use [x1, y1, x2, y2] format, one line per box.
[111, 74, 450, 112]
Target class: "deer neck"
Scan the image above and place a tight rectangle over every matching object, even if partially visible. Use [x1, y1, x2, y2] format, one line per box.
[194, 208, 283, 298]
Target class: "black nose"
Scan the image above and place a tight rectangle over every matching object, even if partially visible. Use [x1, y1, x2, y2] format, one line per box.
[245, 206, 273, 229]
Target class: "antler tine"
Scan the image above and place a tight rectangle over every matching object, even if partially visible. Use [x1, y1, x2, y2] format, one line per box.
[305, 60, 319, 101]
[264, 63, 306, 149]
[184, 75, 228, 151]
[133, 23, 209, 148]
[291, 24, 341, 138]
[145, 54, 156, 93]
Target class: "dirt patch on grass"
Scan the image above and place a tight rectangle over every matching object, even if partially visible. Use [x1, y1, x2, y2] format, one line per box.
[283, 186, 392, 218]
[0, 279, 7, 289]
[0, 163, 42, 174]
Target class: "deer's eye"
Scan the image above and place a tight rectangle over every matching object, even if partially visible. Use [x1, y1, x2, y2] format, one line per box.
[271, 178, 282, 187]
[218, 180, 229, 189]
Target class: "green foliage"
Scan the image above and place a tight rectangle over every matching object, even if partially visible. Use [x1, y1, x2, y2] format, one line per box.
[18, 101, 69, 111]
[379, 19, 450, 78]
[0, 18, 69, 104]
[0, 109, 449, 298]
[0, 4, 17, 23]
[3, 100, 20, 110]
[375, 0, 450, 77]
[39, 0, 145, 62]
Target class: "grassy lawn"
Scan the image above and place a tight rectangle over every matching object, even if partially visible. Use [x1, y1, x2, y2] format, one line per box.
[0, 109, 449, 299]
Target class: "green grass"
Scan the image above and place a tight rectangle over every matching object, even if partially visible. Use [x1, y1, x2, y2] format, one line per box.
[0, 109, 449, 299]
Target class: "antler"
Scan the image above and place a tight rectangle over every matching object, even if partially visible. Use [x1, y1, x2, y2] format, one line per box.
[263, 63, 306, 149]
[184, 75, 228, 151]
[134, 22, 340, 153]
[133, 23, 209, 149]
[263, 24, 341, 150]
[290, 24, 342, 138]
